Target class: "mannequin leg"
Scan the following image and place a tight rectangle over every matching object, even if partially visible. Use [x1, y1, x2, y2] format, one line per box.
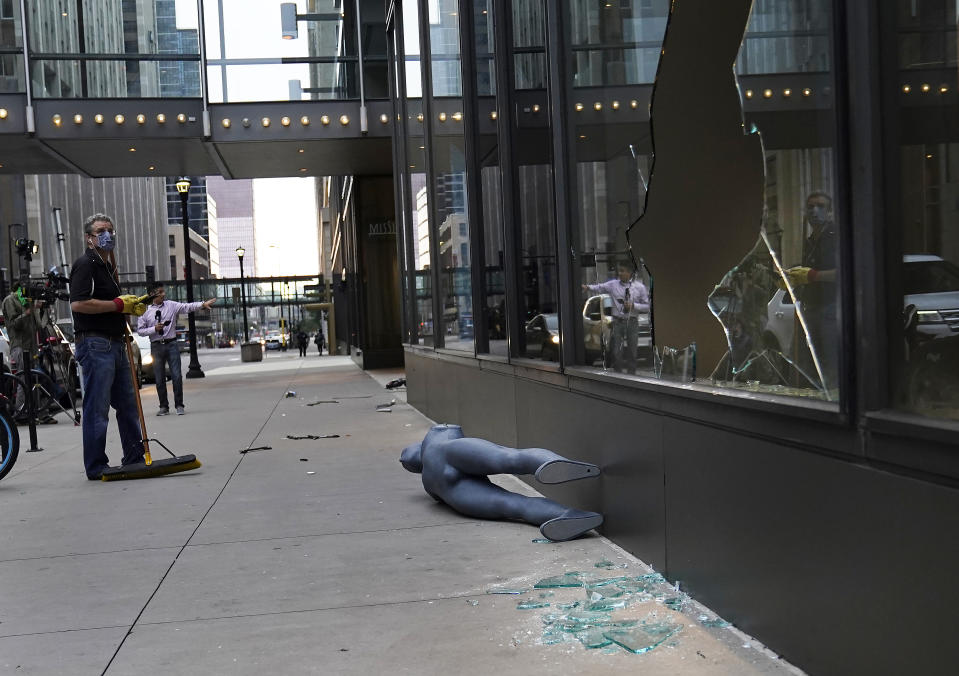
[443, 438, 599, 483]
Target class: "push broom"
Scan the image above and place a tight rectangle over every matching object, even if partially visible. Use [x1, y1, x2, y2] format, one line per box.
[100, 257, 202, 480]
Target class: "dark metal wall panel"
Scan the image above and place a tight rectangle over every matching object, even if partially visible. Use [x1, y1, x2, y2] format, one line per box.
[514, 378, 667, 572]
[662, 417, 959, 675]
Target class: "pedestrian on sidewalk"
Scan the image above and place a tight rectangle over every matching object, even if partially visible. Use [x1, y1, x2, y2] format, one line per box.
[296, 328, 308, 357]
[314, 328, 324, 355]
[70, 213, 148, 480]
[136, 282, 216, 416]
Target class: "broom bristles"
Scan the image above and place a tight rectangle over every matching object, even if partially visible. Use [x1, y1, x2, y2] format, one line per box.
[101, 455, 201, 481]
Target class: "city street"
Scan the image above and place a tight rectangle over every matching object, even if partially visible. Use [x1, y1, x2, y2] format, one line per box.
[0, 348, 800, 675]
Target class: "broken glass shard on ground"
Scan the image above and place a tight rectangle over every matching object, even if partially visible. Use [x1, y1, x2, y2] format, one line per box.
[517, 599, 551, 610]
[586, 597, 628, 612]
[534, 572, 584, 588]
[486, 587, 529, 595]
[531, 538, 551, 544]
[698, 615, 730, 628]
[307, 400, 339, 406]
[584, 575, 630, 588]
[594, 559, 616, 569]
[578, 629, 613, 649]
[604, 621, 684, 654]
[663, 595, 688, 611]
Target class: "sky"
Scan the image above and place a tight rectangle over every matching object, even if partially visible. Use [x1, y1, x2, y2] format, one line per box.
[177, 1, 319, 277]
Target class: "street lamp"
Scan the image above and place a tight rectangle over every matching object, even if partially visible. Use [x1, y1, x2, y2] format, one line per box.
[176, 176, 204, 379]
[236, 246, 249, 343]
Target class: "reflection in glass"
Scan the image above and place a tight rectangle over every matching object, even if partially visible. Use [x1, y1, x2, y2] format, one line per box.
[708, 0, 840, 401]
[568, 1, 667, 373]
[27, 0, 200, 98]
[894, 0, 959, 421]
[0, 0, 24, 93]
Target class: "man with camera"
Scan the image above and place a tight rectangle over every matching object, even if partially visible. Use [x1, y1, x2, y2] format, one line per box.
[70, 213, 150, 480]
[136, 282, 216, 416]
[1, 282, 57, 424]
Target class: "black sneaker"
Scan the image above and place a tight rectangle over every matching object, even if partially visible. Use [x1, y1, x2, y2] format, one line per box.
[157, 407, 170, 416]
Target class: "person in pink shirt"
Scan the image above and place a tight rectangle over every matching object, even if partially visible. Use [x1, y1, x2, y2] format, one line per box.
[136, 283, 216, 416]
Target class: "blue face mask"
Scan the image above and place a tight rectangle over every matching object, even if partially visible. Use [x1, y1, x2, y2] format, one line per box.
[806, 205, 827, 227]
[95, 231, 116, 251]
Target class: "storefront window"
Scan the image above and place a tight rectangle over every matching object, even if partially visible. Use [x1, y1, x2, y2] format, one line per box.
[708, 0, 840, 400]
[893, 1, 959, 421]
[513, 0, 557, 362]
[430, 0, 473, 352]
[568, 1, 668, 374]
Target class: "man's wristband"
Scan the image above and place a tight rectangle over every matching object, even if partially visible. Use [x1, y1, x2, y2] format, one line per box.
[112, 297, 124, 312]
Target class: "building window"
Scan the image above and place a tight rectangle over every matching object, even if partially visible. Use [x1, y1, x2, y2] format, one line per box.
[169, 234, 175, 248]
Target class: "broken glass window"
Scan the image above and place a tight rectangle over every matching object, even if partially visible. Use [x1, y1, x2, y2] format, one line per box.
[577, 629, 613, 649]
[533, 572, 584, 588]
[604, 621, 683, 654]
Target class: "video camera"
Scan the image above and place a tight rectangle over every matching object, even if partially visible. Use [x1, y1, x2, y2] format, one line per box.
[20, 269, 70, 304]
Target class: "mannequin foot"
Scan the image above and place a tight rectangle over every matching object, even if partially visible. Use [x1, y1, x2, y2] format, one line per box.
[534, 459, 600, 484]
[539, 509, 604, 542]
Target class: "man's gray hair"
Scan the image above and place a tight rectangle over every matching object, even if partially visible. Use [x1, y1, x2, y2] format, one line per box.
[83, 213, 113, 235]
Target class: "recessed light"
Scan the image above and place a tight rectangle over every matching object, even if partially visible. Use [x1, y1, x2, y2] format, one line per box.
[0, 108, 7, 119]
[320, 115, 331, 126]
[128, 147, 136, 152]
[339, 115, 350, 125]
[438, 112, 447, 122]
[802, 87, 812, 96]
[299, 168, 307, 172]
[298, 148, 304, 153]
[783, 88, 792, 97]
[452, 112, 463, 121]
[114, 114, 125, 124]
[52, 114, 62, 126]
[902, 84, 911, 93]
[136, 113, 146, 124]
[745, 90, 754, 99]
[148, 165, 155, 171]
[177, 113, 187, 123]
[94, 114, 104, 124]
[574, 102, 584, 111]
[593, 102, 602, 111]
[490, 111, 497, 120]
[300, 116, 310, 126]
[281, 116, 291, 127]
[921, 83, 931, 93]
[416, 113, 424, 122]
[379, 114, 389, 124]
[73, 114, 83, 124]
[156, 113, 166, 123]
[261, 117, 271, 127]
[222, 118, 231, 128]
[611, 100, 620, 110]
[763, 89, 773, 98]
[630, 100, 638, 109]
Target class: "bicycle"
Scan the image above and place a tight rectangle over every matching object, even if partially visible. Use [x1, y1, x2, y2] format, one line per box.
[0, 397, 21, 482]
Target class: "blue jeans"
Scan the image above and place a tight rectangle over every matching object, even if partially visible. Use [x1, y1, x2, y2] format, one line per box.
[150, 341, 183, 409]
[75, 337, 144, 477]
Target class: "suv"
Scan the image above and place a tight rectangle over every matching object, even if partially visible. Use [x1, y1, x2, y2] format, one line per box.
[582, 294, 652, 365]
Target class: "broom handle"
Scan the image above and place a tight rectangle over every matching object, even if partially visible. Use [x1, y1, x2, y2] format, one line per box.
[109, 251, 152, 465]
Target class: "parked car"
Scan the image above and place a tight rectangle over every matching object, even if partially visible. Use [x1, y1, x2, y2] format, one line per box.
[582, 294, 652, 365]
[265, 334, 283, 351]
[765, 255, 959, 356]
[525, 313, 559, 359]
[132, 333, 156, 383]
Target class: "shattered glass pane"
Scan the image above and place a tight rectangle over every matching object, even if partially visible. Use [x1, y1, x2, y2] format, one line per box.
[604, 621, 683, 654]
[594, 559, 616, 569]
[586, 597, 629, 612]
[707, 0, 840, 402]
[517, 599, 551, 610]
[663, 596, 687, 611]
[699, 616, 731, 628]
[533, 572, 584, 588]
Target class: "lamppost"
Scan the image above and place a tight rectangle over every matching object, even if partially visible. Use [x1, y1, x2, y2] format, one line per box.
[236, 246, 249, 343]
[176, 176, 204, 379]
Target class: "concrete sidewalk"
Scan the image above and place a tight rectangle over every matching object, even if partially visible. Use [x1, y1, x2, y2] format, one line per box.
[0, 350, 801, 675]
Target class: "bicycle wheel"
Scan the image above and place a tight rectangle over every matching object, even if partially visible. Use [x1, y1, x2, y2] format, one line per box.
[0, 371, 54, 419]
[0, 408, 21, 481]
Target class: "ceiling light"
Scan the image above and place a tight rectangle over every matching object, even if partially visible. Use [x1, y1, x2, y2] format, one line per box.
[94, 114, 104, 124]
[156, 113, 166, 123]
[745, 89, 754, 99]
[339, 114, 350, 125]
[136, 113, 146, 124]
[73, 114, 83, 124]
[128, 147, 136, 152]
[630, 100, 638, 109]
[438, 112, 447, 122]
[281, 116, 291, 126]
[298, 148, 304, 153]
[0, 108, 7, 119]
[416, 113, 424, 122]
[148, 165, 155, 171]
[902, 84, 911, 93]
[940, 85, 949, 93]
[261, 117, 271, 127]
[532, 104, 540, 113]
[300, 116, 310, 126]
[611, 100, 620, 110]
[299, 168, 307, 172]
[763, 89, 773, 98]
[783, 88, 792, 97]
[221, 118, 231, 128]
[802, 87, 812, 96]
[490, 111, 497, 120]
[320, 115, 331, 126]
[593, 102, 602, 111]
[921, 83, 931, 93]
[574, 102, 584, 111]
[52, 114, 62, 126]
[114, 114, 125, 124]
[177, 113, 187, 123]
[380, 114, 389, 124]
[452, 112, 463, 121]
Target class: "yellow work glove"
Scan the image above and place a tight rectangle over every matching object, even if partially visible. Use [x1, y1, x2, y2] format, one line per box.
[776, 266, 814, 290]
[113, 294, 148, 315]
